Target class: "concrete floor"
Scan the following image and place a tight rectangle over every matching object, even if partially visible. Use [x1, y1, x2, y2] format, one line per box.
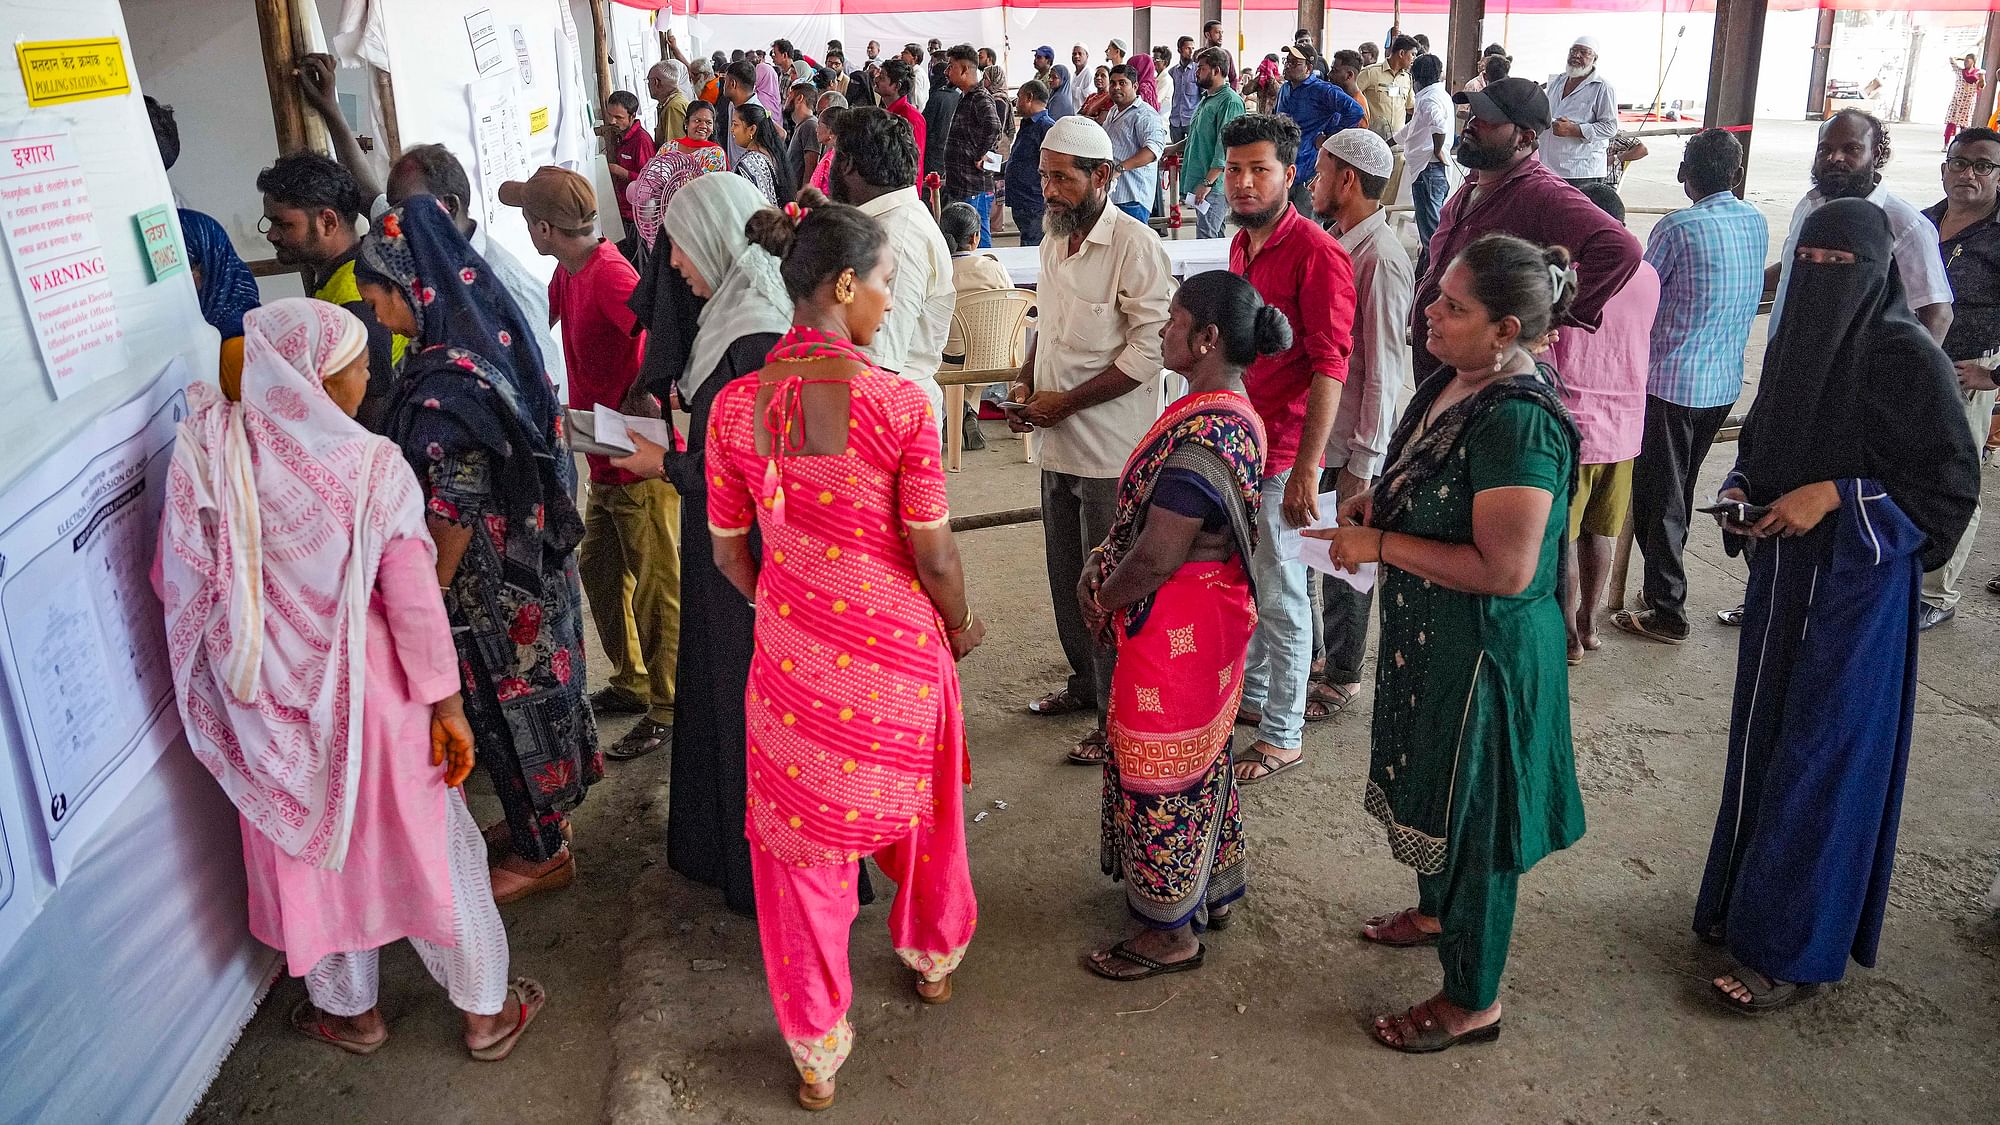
[194, 116, 2000, 1124]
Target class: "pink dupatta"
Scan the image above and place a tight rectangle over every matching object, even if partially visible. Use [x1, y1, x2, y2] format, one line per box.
[161, 299, 429, 869]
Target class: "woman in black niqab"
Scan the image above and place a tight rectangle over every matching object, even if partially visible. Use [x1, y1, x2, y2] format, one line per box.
[1693, 197, 1979, 1015]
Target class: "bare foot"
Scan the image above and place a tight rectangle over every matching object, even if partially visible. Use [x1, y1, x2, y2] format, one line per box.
[1086, 925, 1199, 979]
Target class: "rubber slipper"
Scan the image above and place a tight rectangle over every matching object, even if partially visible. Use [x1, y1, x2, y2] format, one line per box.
[1370, 1002, 1502, 1054]
[468, 978, 547, 1061]
[1717, 605, 1745, 627]
[1612, 609, 1688, 645]
[1301, 696, 1339, 723]
[1307, 681, 1360, 713]
[606, 718, 671, 761]
[289, 1000, 387, 1056]
[1084, 938, 1206, 981]
[1710, 965, 1820, 1016]
[1359, 907, 1441, 948]
[1232, 746, 1302, 785]
[492, 850, 575, 905]
[797, 1082, 836, 1111]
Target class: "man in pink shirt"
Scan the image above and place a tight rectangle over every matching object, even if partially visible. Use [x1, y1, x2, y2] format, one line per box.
[1547, 184, 1659, 662]
[876, 59, 928, 182]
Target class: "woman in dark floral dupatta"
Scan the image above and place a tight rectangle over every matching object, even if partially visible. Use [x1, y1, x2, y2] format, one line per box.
[1081, 271, 1286, 981]
[354, 196, 600, 906]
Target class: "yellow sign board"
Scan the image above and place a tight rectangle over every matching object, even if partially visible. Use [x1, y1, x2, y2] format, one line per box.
[16, 38, 132, 108]
[529, 106, 551, 135]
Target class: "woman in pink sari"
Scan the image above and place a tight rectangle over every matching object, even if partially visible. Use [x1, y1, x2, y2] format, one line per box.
[160, 298, 543, 1060]
[705, 189, 984, 1111]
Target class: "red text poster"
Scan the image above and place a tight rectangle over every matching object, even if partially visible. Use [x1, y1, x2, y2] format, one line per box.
[1, 127, 126, 400]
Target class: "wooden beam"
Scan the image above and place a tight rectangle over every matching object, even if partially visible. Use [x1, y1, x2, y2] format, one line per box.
[371, 65, 403, 162]
[1703, 0, 1768, 198]
[588, 0, 616, 116]
[1201, 0, 1223, 33]
[253, 0, 309, 155]
[1445, 0, 1487, 93]
[1975, 12, 2000, 130]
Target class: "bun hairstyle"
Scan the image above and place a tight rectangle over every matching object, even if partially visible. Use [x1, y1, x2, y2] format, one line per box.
[1452, 233, 1577, 344]
[1175, 270, 1294, 367]
[744, 186, 889, 301]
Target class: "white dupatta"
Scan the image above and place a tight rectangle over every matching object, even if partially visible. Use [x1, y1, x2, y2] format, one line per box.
[161, 299, 429, 869]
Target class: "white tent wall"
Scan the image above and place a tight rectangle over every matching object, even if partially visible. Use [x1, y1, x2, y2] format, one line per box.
[0, 1, 277, 1122]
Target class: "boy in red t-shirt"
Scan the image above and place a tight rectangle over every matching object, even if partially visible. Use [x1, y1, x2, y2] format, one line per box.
[500, 166, 680, 761]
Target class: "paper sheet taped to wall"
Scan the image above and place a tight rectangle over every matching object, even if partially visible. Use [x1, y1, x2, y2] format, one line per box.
[0, 361, 189, 883]
[1, 124, 127, 399]
[467, 72, 531, 232]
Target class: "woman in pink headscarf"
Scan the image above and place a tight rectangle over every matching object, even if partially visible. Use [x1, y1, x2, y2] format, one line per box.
[160, 298, 545, 1061]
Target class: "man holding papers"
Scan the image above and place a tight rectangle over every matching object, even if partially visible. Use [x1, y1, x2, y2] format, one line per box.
[509, 166, 682, 761]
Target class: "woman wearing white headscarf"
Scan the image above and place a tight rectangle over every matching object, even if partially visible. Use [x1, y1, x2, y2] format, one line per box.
[160, 298, 545, 1059]
[612, 174, 791, 914]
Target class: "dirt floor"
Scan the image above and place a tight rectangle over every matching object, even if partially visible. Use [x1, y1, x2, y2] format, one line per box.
[195, 118, 2000, 1124]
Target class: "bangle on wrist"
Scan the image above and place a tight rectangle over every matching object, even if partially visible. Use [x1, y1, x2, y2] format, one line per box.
[947, 608, 974, 634]
[1377, 529, 1390, 566]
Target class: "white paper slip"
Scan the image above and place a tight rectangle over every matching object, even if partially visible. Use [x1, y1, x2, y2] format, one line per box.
[568, 405, 674, 457]
[1286, 489, 1377, 592]
[1275, 490, 1344, 563]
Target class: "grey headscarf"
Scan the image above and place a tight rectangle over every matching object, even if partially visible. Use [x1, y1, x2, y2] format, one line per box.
[1046, 64, 1077, 119]
[663, 173, 794, 398]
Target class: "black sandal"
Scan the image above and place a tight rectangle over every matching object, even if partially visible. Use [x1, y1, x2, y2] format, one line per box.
[1369, 1001, 1502, 1054]
[1710, 965, 1821, 1016]
[606, 718, 671, 760]
[1084, 938, 1206, 981]
[1030, 686, 1093, 716]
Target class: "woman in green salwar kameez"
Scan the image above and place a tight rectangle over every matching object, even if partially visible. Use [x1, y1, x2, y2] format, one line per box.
[1310, 233, 1585, 1054]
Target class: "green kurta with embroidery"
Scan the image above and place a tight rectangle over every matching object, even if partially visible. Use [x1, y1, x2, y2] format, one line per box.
[1367, 397, 1584, 877]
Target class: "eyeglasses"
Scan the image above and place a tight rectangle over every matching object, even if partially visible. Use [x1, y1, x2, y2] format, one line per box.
[1944, 157, 2000, 176]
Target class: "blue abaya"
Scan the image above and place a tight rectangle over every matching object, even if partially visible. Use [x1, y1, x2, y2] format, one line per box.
[1693, 475, 1926, 983]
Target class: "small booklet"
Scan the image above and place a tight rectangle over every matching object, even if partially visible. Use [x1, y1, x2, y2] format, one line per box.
[567, 403, 674, 457]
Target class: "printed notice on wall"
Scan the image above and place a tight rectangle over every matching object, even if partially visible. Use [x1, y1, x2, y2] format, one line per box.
[464, 8, 505, 76]
[467, 72, 531, 229]
[0, 361, 189, 883]
[1, 126, 126, 399]
[14, 38, 132, 108]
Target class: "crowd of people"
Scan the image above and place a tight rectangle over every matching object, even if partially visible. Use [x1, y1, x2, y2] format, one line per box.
[142, 18, 1998, 1113]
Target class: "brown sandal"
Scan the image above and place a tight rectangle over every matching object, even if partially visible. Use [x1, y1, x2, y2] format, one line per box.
[797, 1081, 836, 1111]
[1065, 730, 1109, 765]
[1358, 907, 1440, 947]
[468, 978, 547, 1061]
[491, 850, 575, 904]
[1029, 686, 1092, 716]
[1369, 1000, 1502, 1053]
[289, 1000, 387, 1055]
[916, 973, 953, 1005]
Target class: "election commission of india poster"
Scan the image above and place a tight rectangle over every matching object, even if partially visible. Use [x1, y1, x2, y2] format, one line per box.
[0, 360, 188, 886]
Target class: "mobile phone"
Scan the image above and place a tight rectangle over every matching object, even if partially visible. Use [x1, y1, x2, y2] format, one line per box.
[1697, 500, 1770, 524]
[998, 400, 1030, 411]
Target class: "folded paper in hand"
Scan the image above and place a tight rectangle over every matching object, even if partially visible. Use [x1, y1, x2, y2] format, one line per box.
[567, 404, 673, 457]
[1280, 489, 1377, 594]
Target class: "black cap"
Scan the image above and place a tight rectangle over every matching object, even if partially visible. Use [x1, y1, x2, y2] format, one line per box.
[1453, 77, 1552, 132]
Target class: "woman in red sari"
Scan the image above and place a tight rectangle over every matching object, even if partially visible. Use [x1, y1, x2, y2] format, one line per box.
[705, 188, 984, 1111]
[1082, 271, 1287, 980]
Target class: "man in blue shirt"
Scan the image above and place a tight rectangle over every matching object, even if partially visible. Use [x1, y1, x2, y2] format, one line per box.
[1274, 44, 1364, 212]
[1103, 65, 1168, 224]
[1007, 80, 1056, 246]
[1614, 129, 1768, 645]
[1167, 36, 1200, 144]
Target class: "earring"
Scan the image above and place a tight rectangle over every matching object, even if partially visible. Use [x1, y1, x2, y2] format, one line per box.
[834, 270, 856, 305]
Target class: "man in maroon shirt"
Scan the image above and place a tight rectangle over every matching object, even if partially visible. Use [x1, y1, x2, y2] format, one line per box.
[503, 166, 681, 762]
[602, 91, 656, 263]
[876, 59, 928, 182]
[1412, 77, 1641, 383]
[1222, 113, 1357, 783]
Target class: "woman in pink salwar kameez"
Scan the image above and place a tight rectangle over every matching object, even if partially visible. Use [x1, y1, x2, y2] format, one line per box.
[159, 298, 544, 1061]
[705, 190, 985, 1111]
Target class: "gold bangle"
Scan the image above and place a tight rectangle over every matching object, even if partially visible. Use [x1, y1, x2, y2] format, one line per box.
[947, 608, 974, 634]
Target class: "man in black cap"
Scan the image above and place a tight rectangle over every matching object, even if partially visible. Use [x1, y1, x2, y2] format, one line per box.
[1407, 76, 1642, 383]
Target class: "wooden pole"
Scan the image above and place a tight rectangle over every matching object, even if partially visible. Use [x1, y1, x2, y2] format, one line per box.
[253, 0, 309, 155]
[1297, 0, 1324, 54]
[371, 65, 403, 162]
[1703, 0, 1769, 198]
[588, 0, 616, 119]
[1446, 0, 1487, 93]
[1805, 8, 1834, 120]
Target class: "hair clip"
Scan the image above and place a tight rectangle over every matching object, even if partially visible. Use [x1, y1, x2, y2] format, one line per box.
[1548, 262, 1579, 303]
[783, 200, 811, 221]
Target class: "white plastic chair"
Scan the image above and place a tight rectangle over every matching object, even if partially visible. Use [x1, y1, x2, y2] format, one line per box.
[940, 286, 1036, 472]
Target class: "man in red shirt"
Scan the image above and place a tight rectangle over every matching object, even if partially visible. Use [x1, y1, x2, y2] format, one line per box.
[602, 90, 656, 263]
[502, 166, 681, 762]
[876, 59, 928, 182]
[1222, 113, 1357, 783]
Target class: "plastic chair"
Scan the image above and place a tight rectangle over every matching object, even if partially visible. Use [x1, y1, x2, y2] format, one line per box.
[940, 286, 1036, 472]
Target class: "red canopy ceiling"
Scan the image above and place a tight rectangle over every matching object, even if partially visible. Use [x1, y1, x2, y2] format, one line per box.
[628, 0, 2000, 12]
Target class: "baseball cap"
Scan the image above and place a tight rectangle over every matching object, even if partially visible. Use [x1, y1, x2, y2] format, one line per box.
[1453, 77, 1552, 132]
[1281, 44, 1313, 64]
[1035, 45, 1054, 59]
[1320, 129, 1393, 179]
[498, 166, 597, 229]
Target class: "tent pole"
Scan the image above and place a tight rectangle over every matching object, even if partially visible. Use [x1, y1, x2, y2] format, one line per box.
[253, 0, 310, 155]
[1703, 0, 1768, 197]
[1446, 0, 1486, 93]
[1976, 12, 2000, 129]
[589, 0, 616, 116]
